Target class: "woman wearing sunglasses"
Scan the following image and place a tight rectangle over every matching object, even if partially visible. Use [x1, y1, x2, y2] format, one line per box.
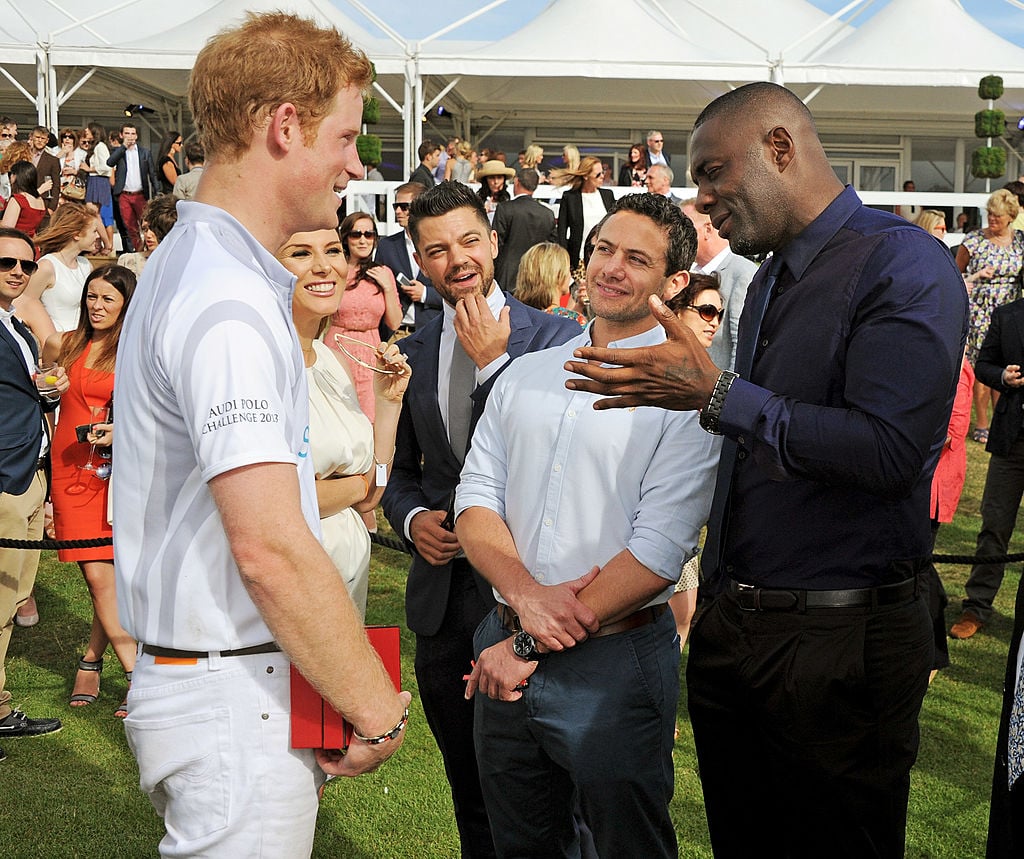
[664, 273, 723, 648]
[326, 213, 402, 423]
[279, 229, 410, 616]
[41, 264, 137, 717]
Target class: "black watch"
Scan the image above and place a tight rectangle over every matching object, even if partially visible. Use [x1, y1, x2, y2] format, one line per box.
[512, 630, 543, 661]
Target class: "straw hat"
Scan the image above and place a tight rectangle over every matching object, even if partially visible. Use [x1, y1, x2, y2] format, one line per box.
[475, 160, 515, 179]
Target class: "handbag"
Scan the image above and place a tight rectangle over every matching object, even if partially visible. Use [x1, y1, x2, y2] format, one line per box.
[61, 174, 87, 201]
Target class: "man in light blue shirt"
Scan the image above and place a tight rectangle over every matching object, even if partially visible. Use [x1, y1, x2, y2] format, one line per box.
[455, 193, 719, 859]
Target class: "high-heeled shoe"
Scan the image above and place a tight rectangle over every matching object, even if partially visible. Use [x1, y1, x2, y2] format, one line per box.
[70, 656, 103, 706]
[114, 671, 131, 719]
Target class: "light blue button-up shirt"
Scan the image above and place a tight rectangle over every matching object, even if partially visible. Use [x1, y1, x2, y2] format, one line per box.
[455, 323, 720, 605]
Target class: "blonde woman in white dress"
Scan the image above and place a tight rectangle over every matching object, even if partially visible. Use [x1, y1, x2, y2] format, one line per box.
[280, 229, 411, 617]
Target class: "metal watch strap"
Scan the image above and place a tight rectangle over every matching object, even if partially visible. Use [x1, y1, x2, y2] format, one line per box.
[699, 370, 739, 435]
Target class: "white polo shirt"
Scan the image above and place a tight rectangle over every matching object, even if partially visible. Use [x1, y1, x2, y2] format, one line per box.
[113, 202, 318, 650]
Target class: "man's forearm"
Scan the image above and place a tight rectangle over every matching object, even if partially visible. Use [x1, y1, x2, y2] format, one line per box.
[455, 506, 538, 606]
[212, 465, 403, 737]
[577, 549, 672, 626]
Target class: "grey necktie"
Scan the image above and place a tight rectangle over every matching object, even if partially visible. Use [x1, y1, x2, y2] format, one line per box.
[448, 337, 475, 462]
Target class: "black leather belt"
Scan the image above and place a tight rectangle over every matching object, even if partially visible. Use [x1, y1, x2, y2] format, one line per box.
[497, 603, 667, 638]
[728, 577, 917, 612]
[141, 641, 281, 659]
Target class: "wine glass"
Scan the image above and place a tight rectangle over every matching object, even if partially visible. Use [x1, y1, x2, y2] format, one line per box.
[78, 405, 109, 475]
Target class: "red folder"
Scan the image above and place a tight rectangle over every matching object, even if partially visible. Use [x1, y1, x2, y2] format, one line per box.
[290, 625, 401, 749]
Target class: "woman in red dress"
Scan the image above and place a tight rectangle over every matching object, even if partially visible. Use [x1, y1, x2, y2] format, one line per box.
[43, 265, 136, 716]
[1, 161, 46, 236]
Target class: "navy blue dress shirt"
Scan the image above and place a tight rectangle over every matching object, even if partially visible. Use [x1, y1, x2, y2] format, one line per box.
[707, 186, 969, 590]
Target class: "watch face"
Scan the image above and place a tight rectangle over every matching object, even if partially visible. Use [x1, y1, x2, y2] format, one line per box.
[513, 630, 536, 659]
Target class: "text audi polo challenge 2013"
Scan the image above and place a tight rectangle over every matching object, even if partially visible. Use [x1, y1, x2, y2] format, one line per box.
[202, 397, 280, 434]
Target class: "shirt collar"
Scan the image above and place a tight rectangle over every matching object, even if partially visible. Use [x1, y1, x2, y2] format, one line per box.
[774, 185, 861, 282]
[698, 246, 731, 274]
[443, 284, 506, 330]
[584, 321, 666, 351]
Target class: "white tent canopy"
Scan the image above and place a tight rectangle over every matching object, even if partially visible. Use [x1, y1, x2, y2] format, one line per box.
[0, 0, 1020, 179]
[792, 0, 1024, 87]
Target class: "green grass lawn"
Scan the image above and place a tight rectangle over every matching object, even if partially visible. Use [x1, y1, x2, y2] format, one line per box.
[0, 439, 1018, 858]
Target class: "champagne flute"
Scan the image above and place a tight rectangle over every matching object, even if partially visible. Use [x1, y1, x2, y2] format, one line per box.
[78, 405, 109, 474]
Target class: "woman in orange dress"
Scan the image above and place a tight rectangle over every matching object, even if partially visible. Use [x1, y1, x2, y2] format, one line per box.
[43, 264, 136, 716]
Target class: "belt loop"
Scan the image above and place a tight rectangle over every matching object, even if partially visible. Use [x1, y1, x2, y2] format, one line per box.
[795, 590, 807, 613]
[208, 651, 223, 671]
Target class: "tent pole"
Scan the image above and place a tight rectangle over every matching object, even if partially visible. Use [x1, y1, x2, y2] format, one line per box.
[35, 49, 47, 126]
[403, 61, 414, 178]
[48, 54, 58, 130]
[413, 57, 424, 173]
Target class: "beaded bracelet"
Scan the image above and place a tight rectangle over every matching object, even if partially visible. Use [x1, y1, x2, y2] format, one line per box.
[353, 708, 409, 745]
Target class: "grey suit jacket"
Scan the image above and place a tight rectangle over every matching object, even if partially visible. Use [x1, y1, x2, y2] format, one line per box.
[705, 250, 758, 371]
[493, 195, 557, 293]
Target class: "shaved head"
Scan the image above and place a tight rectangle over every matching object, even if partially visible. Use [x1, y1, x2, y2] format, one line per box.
[689, 82, 843, 255]
[694, 81, 817, 136]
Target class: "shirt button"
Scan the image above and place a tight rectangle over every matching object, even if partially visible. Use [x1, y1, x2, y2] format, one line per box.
[737, 436, 745, 446]
[737, 451, 748, 460]
[544, 518, 552, 527]
[760, 338, 769, 347]
[266, 666, 274, 674]
[553, 464, 562, 473]
[567, 409, 576, 418]
[725, 564, 735, 574]
[776, 285, 784, 295]
[261, 713, 269, 721]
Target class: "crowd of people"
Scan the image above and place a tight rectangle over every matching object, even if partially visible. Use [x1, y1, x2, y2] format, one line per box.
[2, 10, 1024, 859]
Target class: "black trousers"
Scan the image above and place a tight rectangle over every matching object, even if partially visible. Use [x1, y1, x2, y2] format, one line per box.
[688, 586, 933, 859]
[414, 560, 497, 859]
[964, 438, 1024, 622]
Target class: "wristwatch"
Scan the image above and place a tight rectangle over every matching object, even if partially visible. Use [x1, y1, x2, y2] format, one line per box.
[699, 370, 739, 435]
[512, 630, 543, 661]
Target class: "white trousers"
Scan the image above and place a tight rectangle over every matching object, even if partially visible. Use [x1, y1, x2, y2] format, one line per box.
[125, 649, 325, 858]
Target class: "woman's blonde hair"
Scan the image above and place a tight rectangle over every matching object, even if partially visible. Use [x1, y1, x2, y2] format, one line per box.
[189, 12, 373, 163]
[914, 209, 946, 234]
[516, 243, 571, 310]
[562, 144, 580, 171]
[987, 188, 1021, 220]
[522, 144, 544, 169]
[549, 156, 602, 191]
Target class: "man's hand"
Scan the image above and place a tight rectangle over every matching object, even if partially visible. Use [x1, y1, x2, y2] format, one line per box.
[410, 509, 461, 566]
[464, 638, 537, 702]
[509, 567, 600, 651]
[315, 690, 413, 776]
[1004, 364, 1024, 388]
[454, 294, 511, 369]
[399, 278, 426, 303]
[563, 294, 721, 411]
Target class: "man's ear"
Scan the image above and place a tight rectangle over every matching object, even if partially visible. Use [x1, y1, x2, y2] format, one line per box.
[662, 269, 690, 301]
[767, 126, 795, 173]
[268, 103, 300, 154]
